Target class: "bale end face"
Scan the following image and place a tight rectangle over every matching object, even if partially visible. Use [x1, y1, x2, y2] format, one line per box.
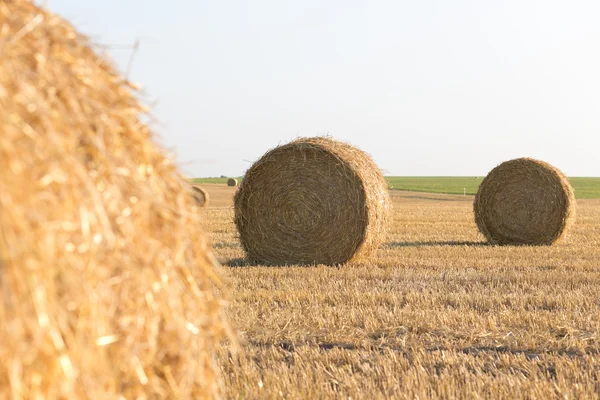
[473, 157, 575, 245]
[227, 178, 238, 187]
[234, 137, 391, 266]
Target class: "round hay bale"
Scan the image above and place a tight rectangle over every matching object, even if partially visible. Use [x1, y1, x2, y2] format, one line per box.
[0, 2, 229, 398]
[474, 158, 575, 245]
[191, 185, 210, 207]
[227, 178, 238, 187]
[234, 137, 391, 265]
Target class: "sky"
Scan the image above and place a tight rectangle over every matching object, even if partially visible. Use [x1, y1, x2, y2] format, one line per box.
[45, 0, 600, 177]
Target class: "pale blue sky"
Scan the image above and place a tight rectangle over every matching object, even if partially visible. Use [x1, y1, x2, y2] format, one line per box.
[47, 1, 600, 177]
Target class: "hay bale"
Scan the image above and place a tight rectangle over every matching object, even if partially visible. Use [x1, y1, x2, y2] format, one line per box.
[474, 158, 575, 245]
[191, 185, 210, 208]
[234, 137, 391, 265]
[227, 178, 238, 187]
[0, 2, 229, 398]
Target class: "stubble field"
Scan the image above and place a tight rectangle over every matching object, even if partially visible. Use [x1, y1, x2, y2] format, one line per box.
[201, 184, 600, 399]
[192, 177, 600, 198]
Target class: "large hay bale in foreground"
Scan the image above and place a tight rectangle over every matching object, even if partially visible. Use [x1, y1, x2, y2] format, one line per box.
[234, 137, 391, 265]
[191, 185, 210, 207]
[0, 2, 229, 398]
[227, 178, 238, 187]
[474, 158, 575, 245]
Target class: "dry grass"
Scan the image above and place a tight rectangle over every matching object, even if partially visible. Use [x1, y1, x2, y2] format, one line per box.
[201, 185, 600, 399]
[474, 158, 575, 245]
[0, 2, 228, 398]
[234, 137, 391, 266]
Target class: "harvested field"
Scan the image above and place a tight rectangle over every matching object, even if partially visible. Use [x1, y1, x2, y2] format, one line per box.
[201, 184, 600, 399]
[193, 176, 600, 199]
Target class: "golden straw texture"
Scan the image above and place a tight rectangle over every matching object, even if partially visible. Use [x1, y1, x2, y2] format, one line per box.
[227, 178, 238, 187]
[191, 185, 210, 208]
[0, 1, 229, 398]
[474, 158, 576, 245]
[234, 137, 391, 265]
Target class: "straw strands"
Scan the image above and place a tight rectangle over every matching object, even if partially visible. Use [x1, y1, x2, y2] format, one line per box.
[0, 1, 229, 398]
[474, 158, 576, 245]
[234, 137, 391, 265]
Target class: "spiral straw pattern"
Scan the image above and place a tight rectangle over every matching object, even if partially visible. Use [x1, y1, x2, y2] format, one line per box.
[227, 178, 238, 187]
[474, 158, 575, 245]
[234, 137, 391, 265]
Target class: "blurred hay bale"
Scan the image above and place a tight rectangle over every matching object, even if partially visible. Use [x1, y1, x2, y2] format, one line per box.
[227, 178, 238, 187]
[191, 185, 210, 208]
[0, 1, 229, 398]
[474, 158, 575, 245]
[234, 137, 391, 265]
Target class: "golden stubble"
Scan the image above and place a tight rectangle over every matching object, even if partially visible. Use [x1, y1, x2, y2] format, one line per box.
[202, 184, 600, 400]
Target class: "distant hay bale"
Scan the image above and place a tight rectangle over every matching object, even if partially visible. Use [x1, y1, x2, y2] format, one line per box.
[234, 137, 391, 265]
[191, 185, 210, 207]
[227, 178, 238, 187]
[474, 158, 575, 245]
[0, 2, 229, 398]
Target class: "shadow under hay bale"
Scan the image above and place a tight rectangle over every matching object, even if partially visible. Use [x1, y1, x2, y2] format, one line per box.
[0, 2, 229, 398]
[474, 158, 575, 246]
[227, 178, 238, 187]
[234, 137, 391, 266]
[191, 185, 210, 207]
